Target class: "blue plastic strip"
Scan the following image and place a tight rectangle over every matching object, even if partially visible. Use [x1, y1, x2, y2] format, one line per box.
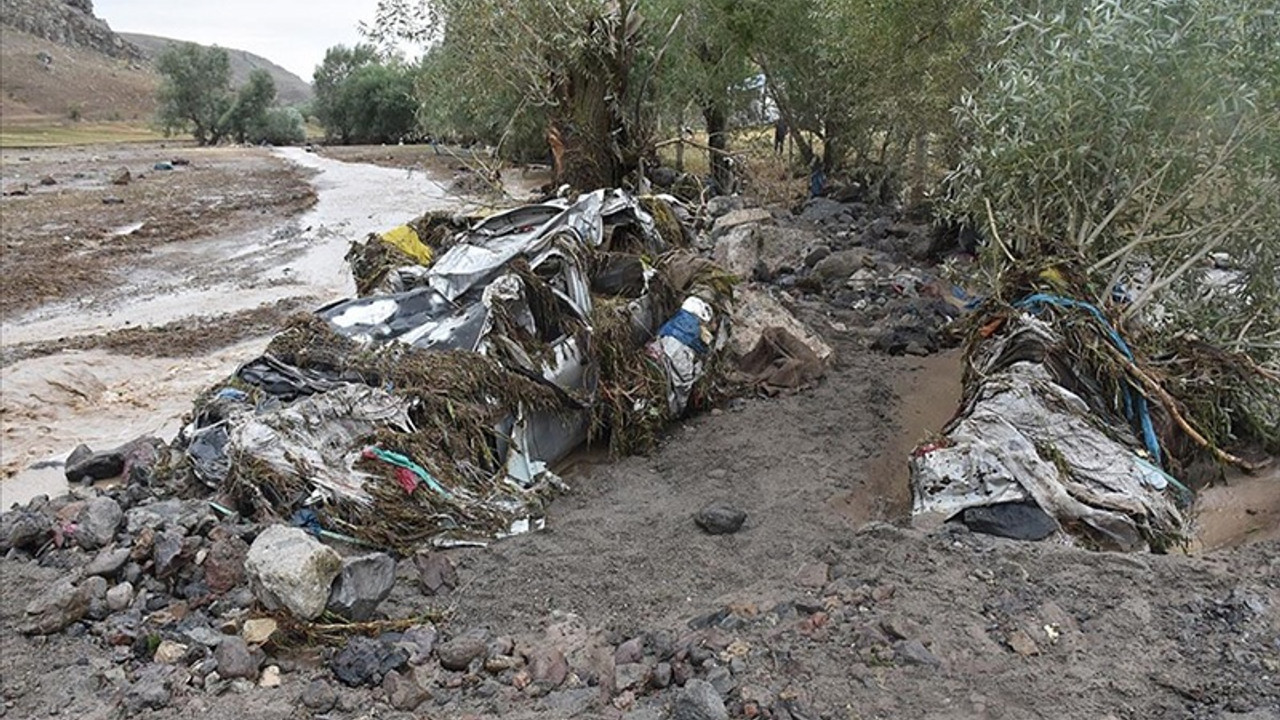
[1014, 293, 1163, 466]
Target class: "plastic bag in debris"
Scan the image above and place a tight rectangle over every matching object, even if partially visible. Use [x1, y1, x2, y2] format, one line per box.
[910, 316, 1185, 551]
[237, 355, 348, 400]
[379, 225, 433, 266]
[737, 326, 825, 393]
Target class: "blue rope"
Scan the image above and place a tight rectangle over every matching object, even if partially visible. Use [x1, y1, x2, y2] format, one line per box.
[1014, 293, 1163, 466]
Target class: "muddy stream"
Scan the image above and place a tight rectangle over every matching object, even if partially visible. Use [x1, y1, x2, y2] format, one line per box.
[1, 149, 467, 505]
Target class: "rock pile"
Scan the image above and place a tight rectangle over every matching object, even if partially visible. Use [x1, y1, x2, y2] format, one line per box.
[708, 192, 972, 358]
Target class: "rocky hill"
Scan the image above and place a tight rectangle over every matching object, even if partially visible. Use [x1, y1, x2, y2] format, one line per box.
[121, 33, 313, 107]
[0, 0, 144, 61]
[0, 0, 311, 126]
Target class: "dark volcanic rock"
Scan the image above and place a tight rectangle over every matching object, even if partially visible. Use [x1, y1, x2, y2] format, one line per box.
[300, 680, 338, 712]
[332, 635, 408, 687]
[673, 678, 728, 720]
[65, 450, 125, 484]
[694, 503, 747, 535]
[214, 636, 260, 680]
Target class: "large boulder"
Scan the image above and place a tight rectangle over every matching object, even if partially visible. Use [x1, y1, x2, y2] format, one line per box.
[244, 525, 342, 620]
[712, 224, 760, 279]
[326, 553, 396, 621]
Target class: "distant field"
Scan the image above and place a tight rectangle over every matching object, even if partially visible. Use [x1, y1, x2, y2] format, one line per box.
[0, 122, 166, 148]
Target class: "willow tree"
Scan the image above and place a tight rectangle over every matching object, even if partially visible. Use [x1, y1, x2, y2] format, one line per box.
[947, 0, 1280, 452]
[368, 0, 661, 190]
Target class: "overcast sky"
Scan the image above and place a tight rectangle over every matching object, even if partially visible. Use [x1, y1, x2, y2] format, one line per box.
[96, 0, 404, 81]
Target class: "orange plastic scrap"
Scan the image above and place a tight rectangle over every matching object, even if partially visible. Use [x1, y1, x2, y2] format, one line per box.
[979, 316, 1007, 338]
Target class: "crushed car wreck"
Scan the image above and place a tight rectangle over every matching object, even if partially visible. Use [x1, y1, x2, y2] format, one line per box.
[177, 190, 787, 551]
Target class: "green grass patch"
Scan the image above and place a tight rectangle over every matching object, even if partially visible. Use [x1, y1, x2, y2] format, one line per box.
[0, 122, 167, 148]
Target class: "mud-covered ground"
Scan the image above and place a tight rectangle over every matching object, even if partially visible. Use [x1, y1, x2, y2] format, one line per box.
[0, 146, 1276, 720]
[0, 335, 1276, 720]
[0, 145, 316, 321]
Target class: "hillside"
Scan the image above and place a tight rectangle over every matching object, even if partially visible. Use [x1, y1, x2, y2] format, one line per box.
[0, 25, 158, 124]
[0, 0, 312, 132]
[121, 33, 313, 107]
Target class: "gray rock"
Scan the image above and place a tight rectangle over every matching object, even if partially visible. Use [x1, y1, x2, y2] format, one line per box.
[85, 544, 130, 577]
[74, 496, 122, 550]
[651, 661, 672, 689]
[152, 529, 185, 578]
[106, 581, 134, 612]
[711, 208, 769, 239]
[799, 197, 847, 224]
[4, 510, 48, 551]
[300, 680, 337, 712]
[124, 672, 171, 712]
[182, 625, 225, 648]
[894, 639, 942, 667]
[244, 525, 342, 620]
[383, 668, 430, 710]
[614, 635, 644, 664]
[214, 636, 260, 680]
[706, 665, 734, 695]
[673, 678, 728, 720]
[414, 551, 458, 596]
[81, 575, 108, 601]
[437, 632, 487, 671]
[396, 623, 438, 665]
[327, 552, 396, 621]
[614, 662, 650, 691]
[22, 578, 89, 634]
[528, 645, 569, 688]
[752, 226, 812, 278]
[541, 687, 598, 716]
[803, 245, 832, 268]
[331, 635, 408, 687]
[65, 450, 125, 484]
[812, 248, 874, 283]
[694, 503, 746, 535]
[711, 224, 760, 278]
[126, 499, 183, 533]
[111, 167, 131, 185]
[66, 444, 93, 469]
[706, 196, 744, 218]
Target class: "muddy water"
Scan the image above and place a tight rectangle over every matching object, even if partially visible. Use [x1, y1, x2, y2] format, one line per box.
[1, 150, 468, 508]
[4, 149, 466, 345]
[1191, 466, 1280, 551]
[831, 350, 965, 525]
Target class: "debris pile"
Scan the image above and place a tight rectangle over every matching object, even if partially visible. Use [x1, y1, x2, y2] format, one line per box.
[911, 268, 1278, 551]
[707, 192, 972, 357]
[172, 189, 819, 551]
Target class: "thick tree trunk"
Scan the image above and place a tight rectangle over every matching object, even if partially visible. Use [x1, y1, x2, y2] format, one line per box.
[910, 131, 929, 207]
[703, 101, 731, 194]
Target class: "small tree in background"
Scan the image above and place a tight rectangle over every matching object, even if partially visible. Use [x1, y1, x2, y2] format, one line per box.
[312, 45, 419, 144]
[156, 42, 233, 145]
[221, 69, 276, 144]
[155, 45, 304, 145]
